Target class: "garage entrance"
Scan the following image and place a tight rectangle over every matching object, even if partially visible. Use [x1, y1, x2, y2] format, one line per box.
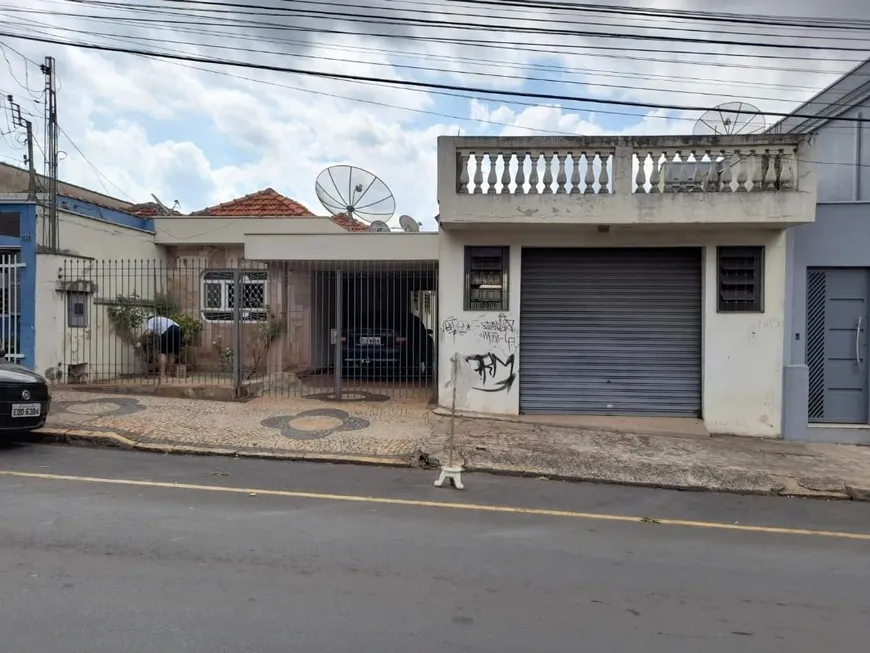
[301, 261, 438, 402]
[519, 248, 702, 417]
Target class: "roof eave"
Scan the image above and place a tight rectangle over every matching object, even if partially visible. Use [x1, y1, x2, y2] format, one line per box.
[768, 58, 870, 134]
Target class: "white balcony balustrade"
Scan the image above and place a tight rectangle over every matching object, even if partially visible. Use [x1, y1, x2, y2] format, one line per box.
[437, 135, 816, 228]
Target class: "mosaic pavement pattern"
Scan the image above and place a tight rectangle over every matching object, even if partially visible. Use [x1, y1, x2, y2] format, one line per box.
[46, 390, 434, 459]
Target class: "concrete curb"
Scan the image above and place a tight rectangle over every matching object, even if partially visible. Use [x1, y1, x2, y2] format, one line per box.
[27, 427, 412, 469]
[26, 427, 870, 501]
[462, 462, 870, 501]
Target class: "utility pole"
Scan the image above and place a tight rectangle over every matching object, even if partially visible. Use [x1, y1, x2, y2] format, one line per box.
[6, 95, 37, 201]
[41, 56, 58, 251]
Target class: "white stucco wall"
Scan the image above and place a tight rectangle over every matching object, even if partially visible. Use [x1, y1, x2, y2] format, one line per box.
[35, 253, 159, 383]
[45, 209, 163, 259]
[438, 227, 787, 437]
[35, 210, 164, 383]
[245, 232, 439, 261]
[154, 216, 349, 244]
[34, 253, 66, 381]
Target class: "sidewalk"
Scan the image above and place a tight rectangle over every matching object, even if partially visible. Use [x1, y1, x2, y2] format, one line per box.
[35, 389, 870, 500]
[39, 389, 434, 465]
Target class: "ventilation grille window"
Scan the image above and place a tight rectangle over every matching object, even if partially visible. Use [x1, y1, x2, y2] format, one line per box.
[717, 246, 764, 313]
[465, 246, 509, 311]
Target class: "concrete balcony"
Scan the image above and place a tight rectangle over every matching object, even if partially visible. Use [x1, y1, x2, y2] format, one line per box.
[437, 134, 817, 229]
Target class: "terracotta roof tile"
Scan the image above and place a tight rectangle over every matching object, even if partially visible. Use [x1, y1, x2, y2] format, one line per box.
[331, 213, 371, 232]
[127, 201, 181, 217]
[194, 188, 314, 218]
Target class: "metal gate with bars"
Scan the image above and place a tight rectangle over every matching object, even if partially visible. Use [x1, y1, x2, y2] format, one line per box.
[0, 252, 23, 362]
[58, 257, 438, 401]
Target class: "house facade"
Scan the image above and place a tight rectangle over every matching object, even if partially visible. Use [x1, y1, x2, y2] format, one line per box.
[774, 58, 870, 444]
[436, 134, 817, 438]
[1, 122, 844, 442]
[0, 169, 426, 390]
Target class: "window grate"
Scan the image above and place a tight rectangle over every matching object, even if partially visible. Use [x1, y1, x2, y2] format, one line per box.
[201, 271, 268, 322]
[717, 246, 764, 313]
[465, 246, 509, 311]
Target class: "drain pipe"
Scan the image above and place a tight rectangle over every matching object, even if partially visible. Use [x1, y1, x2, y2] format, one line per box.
[856, 112, 864, 201]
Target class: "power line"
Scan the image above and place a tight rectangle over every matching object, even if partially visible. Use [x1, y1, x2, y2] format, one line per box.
[449, 0, 870, 31]
[8, 2, 870, 62]
[65, 0, 870, 44]
[2, 29, 869, 124]
[3, 18, 850, 108]
[5, 9, 868, 140]
[5, 19, 685, 135]
[4, 19, 691, 130]
[6, 18, 834, 92]
[0, 42, 45, 100]
[54, 0, 870, 53]
[55, 122, 135, 201]
[7, 3, 869, 73]
[3, 12, 834, 93]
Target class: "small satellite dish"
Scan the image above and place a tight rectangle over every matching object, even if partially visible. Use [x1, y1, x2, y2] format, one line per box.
[693, 101, 766, 136]
[315, 164, 396, 225]
[399, 214, 420, 233]
[150, 193, 172, 216]
[368, 220, 391, 233]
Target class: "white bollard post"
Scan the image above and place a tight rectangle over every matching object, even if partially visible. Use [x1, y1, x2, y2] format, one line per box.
[434, 353, 464, 490]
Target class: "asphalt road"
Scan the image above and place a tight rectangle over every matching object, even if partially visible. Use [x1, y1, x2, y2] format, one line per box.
[1, 444, 869, 653]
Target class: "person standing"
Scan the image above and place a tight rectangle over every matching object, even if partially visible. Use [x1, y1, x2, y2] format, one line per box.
[141, 315, 182, 380]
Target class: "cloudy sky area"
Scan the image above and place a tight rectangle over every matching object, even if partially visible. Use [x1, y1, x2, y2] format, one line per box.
[0, 0, 867, 229]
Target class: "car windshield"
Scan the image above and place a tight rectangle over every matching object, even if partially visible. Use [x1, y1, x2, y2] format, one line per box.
[347, 314, 409, 330]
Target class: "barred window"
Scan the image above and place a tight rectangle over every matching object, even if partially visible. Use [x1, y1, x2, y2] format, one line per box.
[465, 246, 509, 311]
[201, 271, 268, 322]
[717, 246, 764, 313]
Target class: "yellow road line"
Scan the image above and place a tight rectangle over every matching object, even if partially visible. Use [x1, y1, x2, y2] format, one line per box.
[2, 470, 869, 541]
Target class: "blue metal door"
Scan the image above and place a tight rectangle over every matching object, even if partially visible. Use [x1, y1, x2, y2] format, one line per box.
[807, 268, 870, 424]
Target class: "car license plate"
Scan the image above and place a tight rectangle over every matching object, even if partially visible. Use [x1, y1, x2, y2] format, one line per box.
[12, 403, 41, 418]
[359, 336, 382, 346]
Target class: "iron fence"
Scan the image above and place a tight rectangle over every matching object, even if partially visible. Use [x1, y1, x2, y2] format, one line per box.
[0, 252, 23, 361]
[56, 257, 438, 401]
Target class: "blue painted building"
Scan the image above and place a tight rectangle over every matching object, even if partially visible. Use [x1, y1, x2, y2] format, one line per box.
[774, 58, 870, 443]
[0, 199, 36, 367]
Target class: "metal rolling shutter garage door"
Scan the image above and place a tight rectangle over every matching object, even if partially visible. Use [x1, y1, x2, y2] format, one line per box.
[519, 248, 702, 417]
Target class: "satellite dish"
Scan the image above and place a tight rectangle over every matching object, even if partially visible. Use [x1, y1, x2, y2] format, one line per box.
[693, 102, 766, 136]
[150, 193, 171, 216]
[315, 165, 396, 224]
[399, 214, 420, 233]
[368, 220, 391, 233]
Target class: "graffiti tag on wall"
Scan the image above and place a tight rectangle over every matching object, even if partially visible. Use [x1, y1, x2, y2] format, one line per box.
[440, 313, 519, 393]
[465, 353, 516, 393]
[440, 313, 517, 352]
[477, 313, 516, 351]
[441, 316, 472, 338]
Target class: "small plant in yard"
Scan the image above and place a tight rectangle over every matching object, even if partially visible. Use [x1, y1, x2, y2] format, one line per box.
[107, 293, 204, 363]
[246, 316, 284, 380]
[213, 337, 234, 373]
[106, 292, 149, 343]
[170, 312, 203, 364]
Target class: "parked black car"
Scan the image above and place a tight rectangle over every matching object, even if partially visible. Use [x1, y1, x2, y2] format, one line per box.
[341, 313, 435, 378]
[0, 355, 51, 434]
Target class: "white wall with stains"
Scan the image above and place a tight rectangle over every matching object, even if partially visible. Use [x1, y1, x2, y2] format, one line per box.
[35, 209, 165, 383]
[437, 227, 787, 437]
